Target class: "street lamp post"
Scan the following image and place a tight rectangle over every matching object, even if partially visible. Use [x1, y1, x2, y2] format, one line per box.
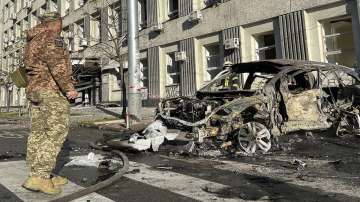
[127, 0, 142, 127]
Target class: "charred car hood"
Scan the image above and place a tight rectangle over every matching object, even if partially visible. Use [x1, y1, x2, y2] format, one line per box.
[157, 94, 267, 127]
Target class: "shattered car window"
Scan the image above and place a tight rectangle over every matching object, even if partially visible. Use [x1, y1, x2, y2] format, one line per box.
[321, 70, 356, 87]
[200, 72, 274, 92]
[248, 74, 273, 90]
[200, 72, 243, 92]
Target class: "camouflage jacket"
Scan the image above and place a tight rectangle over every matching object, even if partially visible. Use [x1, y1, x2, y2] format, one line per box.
[24, 24, 75, 95]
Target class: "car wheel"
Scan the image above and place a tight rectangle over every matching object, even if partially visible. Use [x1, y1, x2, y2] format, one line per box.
[237, 122, 272, 154]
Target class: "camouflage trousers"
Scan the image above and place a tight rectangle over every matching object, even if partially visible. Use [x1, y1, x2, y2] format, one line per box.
[26, 91, 70, 179]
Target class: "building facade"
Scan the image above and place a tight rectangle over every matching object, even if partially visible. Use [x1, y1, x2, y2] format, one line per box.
[1, 0, 360, 107]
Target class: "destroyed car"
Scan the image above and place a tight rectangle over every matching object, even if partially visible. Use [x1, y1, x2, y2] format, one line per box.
[156, 60, 360, 154]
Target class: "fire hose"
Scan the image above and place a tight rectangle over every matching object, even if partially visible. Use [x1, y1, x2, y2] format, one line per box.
[50, 149, 129, 202]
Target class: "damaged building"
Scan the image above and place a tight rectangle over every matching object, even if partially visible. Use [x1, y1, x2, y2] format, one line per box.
[1, 0, 360, 108]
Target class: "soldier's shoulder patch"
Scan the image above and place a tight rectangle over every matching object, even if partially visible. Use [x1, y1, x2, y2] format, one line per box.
[54, 38, 65, 48]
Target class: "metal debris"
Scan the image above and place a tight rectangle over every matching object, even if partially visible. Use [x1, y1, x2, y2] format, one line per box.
[292, 159, 306, 170]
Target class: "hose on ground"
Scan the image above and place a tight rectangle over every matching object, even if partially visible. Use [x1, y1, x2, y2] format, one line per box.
[50, 149, 129, 202]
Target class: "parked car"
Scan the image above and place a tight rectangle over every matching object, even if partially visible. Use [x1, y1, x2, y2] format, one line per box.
[156, 60, 360, 154]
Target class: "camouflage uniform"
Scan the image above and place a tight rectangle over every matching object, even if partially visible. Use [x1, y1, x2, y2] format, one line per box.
[24, 14, 75, 179]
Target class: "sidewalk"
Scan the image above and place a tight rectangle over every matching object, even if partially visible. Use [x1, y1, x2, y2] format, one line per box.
[71, 106, 156, 131]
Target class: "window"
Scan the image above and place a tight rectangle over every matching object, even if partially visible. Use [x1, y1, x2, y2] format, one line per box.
[323, 17, 356, 68]
[4, 4, 9, 21]
[39, 5, 46, 16]
[109, 3, 121, 38]
[166, 52, 180, 85]
[30, 12, 39, 28]
[63, 26, 74, 52]
[204, 44, 221, 82]
[64, 0, 70, 16]
[74, 0, 85, 10]
[9, 27, 15, 46]
[203, 0, 222, 8]
[47, 0, 58, 12]
[167, 0, 179, 19]
[140, 58, 149, 100]
[255, 33, 276, 60]
[1, 57, 6, 72]
[9, 4, 15, 20]
[76, 21, 86, 50]
[3, 31, 8, 48]
[140, 59, 148, 88]
[138, 0, 147, 30]
[23, 17, 29, 32]
[16, 0, 21, 13]
[90, 12, 101, 45]
[15, 23, 21, 41]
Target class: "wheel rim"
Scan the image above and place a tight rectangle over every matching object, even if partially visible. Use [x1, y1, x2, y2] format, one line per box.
[237, 122, 271, 154]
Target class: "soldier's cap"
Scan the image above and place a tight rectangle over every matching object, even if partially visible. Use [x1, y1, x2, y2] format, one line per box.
[39, 12, 62, 22]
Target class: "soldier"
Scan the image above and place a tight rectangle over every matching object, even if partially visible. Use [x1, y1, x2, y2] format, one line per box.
[22, 12, 78, 195]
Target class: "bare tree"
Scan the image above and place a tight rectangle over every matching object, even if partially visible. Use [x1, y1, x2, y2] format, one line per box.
[0, 69, 12, 112]
[72, 0, 127, 116]
[0, 36, 26, 112]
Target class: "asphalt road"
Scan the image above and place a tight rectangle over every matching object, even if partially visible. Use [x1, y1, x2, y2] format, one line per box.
[1, 121, 360, 202]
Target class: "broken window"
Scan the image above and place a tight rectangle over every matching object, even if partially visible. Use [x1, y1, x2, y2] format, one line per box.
[321, 70, 355, 87]
[167, 0, 179, 19]
[249, 74, 272, 90]
[166, 52, 180, 85]
[165, 52, 180, 98]
[204, 44, 222, 82]
[323, 17, 356, 68]
[255, 33, 276, 60]
[140, 58, 149, 100]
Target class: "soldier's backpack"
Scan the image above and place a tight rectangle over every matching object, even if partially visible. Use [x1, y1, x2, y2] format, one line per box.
[10, 67, 28, 88]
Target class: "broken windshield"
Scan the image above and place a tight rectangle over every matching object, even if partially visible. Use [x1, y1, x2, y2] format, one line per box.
[199, 71, 274, 92]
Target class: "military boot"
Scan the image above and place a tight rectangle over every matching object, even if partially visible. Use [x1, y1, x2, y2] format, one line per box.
[22, 177, 61, 195]
[51, 176, 68, 186]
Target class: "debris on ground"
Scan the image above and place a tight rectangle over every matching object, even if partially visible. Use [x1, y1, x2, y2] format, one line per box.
[99, 60, 360, 159]
[65, 152, 121, 169]
[124, 120, 179, 152]
[292, 159, 307, 170]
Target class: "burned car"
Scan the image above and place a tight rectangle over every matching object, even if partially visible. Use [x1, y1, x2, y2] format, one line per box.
[156, 60, 360, 154]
